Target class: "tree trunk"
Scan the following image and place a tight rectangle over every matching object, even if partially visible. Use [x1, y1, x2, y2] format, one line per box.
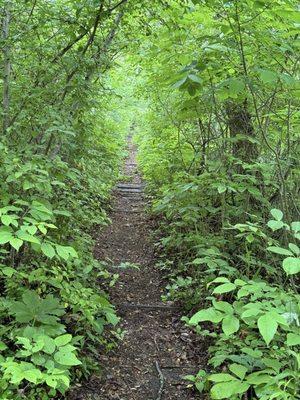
[226, 100, 258, 168]
[2, 1, 11, 134]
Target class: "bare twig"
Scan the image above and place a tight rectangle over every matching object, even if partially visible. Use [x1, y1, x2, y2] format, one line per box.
[155, 361, 165, 400]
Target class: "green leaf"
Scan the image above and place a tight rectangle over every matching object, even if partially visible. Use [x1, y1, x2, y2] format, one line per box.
[246, 372, 272, 385]
[229, 364, 248, 380]
[291, 221, 300, 233]
[1, 215, 14, 226]
[0, 227, 14, 244]
[259, 69, 278, 84]
[45, 376, 58, 389]
[41, 242, 56, 259]
[222, 315, 239, 336]
[188, 74, 202, 84]
[0, 341, 8, 351]
[217, 185, 227, 194]
[282, 257, 300, 275]
[270, 208, 283, 221]
[289, 243, 300, 255]
[55, 245, 70, 261]
[23, 368, 43, 384]
[172, 76, 187, 88]
[106, 312, 120, 326]
[267, 246, 293, 256]
[208, 373, 237, 383]
[210, 381, 250, 399]
[23, 180, 34, 190]
[54, 334, 72, 347]
[208, 277, 230, 286]
[10, 238, 23, 251]
[190, 307, 223, 325]
[286, 333, 300, 346]
[1, 267, 16, 277]
[212, 283, 236, 294]
[42, 336, 56, 354]
[16, 230, 40, 244]
[257, 312, 278, 345]
[54, 348, 81, 366]
[212, 300, 233, 314]
[267, 220, 284, 231]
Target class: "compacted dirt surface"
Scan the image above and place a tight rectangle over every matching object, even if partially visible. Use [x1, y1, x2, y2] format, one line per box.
[70, 137, 205, 400]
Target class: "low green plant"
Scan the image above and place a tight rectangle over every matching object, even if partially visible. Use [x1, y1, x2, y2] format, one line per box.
[187, 212, 300, 399]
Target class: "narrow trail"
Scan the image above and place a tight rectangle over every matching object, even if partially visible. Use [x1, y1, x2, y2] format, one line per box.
[73, 137, 204, 399]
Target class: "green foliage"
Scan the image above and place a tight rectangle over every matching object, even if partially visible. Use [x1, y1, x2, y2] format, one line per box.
[129, 1, 300, 399]
[0, 0, 141, 397]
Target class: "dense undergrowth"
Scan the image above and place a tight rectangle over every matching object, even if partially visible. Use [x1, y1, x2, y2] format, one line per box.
[0, 0, 141, 398]
[132, 1, 300, 399]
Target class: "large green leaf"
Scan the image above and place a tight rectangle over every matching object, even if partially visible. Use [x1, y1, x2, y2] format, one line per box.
[189, 307, 223, 325]
[41, 242, 56, 259]
[54, 346, 81, 366]
[212, 283, 236, 294]
[222, 315, 239, 336]
[257, 313, 278, 345]
[282, 257, 300, 275]
[210, 380, 250, 399]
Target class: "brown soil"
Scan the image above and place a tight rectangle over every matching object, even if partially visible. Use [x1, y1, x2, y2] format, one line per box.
[69, 137, 206, 400]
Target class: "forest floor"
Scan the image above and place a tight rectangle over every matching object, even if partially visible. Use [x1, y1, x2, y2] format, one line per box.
[70, 137, 205, 399]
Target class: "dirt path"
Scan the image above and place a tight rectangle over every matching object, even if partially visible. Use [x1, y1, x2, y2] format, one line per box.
[71, 137, 204, 399]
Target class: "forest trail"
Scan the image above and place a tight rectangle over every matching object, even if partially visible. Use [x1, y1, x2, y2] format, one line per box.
[73, 137, 203, 399]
